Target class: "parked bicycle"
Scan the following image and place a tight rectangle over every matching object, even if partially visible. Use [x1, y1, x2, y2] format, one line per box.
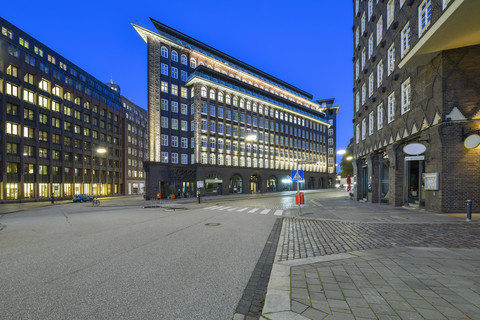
[92, 197, 100, 206]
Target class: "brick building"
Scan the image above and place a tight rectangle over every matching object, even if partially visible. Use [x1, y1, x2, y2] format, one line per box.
[133, 19, 339, 199]
[0, 17, 128, 201]
[352, 0, 480, 212]
[121, 95, 148, 195]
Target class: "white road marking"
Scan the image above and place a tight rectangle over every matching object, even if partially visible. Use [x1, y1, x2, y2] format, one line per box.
[274, 210, 284, 216]
[237, 207, 249, 212]
[248, 208, 260, 213]
[227, 207, 237, 211]
[260, 209, 270, 215]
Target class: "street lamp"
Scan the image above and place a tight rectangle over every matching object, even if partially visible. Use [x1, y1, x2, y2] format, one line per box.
[346, 156, 353, 161]
[337, 149, 346, 155]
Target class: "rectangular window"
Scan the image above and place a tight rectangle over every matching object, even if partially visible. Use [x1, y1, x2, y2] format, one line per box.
[171, 67, 178, 78]
[161, 152, 169, 163]
[387, 44, 395, 75]
[161, 63, 168, 75]
[171, 84, 178, 96]
[161, 98, 168, 111]
[368, 34, 374, 58]
[401, 78, 411, 114]
[161, 116, 168, 128]
[181, 70, 188, 81]
[181, 120, 188, 131]
[377, 16, 383, 46]
[361, 84, 366, 105]
[171, 101, 178, 113]
[172, 119, 178, 130]
[181, 87, 188, 98]
[6, 122, 19, 135]
[355, 92, 360, 112]
[161, 81, 168, 93]
[419, 0, 432, 37]
[23, 89, 35, 103]
[6, 64, 18, 77]
[401, 22, 411, 58]
[172, 136, 178, 147]
[6, 82, 18, 97]
[388, 92, 396, 123]
[181, 137, 188, 148]
[181, 104, 188, 115]
[387, 0, 395, 27]
[161, 134, 169, 146]
[368, 73, 374, 97]
[362, 118, 367, 141]
[19, 37, 29, 49]
[369, 112, 374, 136]
[356, 124, 360, 144]
[377, 59, 384, 87]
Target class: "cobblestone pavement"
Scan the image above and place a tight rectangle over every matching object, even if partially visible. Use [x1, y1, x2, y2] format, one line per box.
[279, 218, 480, 261]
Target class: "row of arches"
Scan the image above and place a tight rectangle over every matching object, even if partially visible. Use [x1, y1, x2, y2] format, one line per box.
[203, 173, 326, 195]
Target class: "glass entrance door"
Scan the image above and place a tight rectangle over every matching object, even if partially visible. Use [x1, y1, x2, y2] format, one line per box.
[405, 160, 425, 207]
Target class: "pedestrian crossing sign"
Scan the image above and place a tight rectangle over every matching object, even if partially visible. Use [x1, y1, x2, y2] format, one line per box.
[291, 170, 304, 182]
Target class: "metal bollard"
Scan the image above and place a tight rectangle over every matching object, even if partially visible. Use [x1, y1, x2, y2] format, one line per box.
[466, 200, 472, 222]
[197, 191, 201, 204]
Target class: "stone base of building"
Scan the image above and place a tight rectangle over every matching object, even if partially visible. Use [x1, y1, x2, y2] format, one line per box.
[143, 161, 335, 200]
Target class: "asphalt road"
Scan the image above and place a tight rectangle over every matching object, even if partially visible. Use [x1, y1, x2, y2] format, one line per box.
[0, 201, 280, 320]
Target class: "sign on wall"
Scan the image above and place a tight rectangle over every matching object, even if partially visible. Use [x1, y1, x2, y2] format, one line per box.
[423, 173, 439, 191]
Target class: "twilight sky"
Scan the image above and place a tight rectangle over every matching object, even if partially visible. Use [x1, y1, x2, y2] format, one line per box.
[2, 0, 353, 165]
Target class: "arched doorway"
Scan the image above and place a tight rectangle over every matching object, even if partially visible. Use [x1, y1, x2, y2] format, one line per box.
[281, 176, 292, 191]
[267, 176, 277, 192]
[308, 177, 315, 189]
[229, 174, 243, 194]
[250, 175, 261, 193]
[205, 173, 223, 195]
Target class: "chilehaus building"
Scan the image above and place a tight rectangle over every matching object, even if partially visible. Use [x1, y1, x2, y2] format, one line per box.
[0, 17, 147, 201]
[353, 0, 480, 212]
[133, 19, 338, 198]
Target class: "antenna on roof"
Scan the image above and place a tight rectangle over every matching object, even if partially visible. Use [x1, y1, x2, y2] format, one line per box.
[110, 73, 113, 84]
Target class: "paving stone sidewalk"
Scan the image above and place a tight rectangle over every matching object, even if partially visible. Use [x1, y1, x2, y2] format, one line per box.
[262, 217, 480, 320]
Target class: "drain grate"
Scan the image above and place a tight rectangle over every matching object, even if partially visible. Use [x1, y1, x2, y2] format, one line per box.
[205, 223, 221, 226]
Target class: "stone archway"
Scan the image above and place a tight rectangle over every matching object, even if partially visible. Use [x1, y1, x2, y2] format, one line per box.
[229, 174, 243, 194]
[250, 175, 261, 193]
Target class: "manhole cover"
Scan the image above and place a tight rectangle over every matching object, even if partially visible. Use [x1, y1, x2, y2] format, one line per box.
[205, 223, 221, 226]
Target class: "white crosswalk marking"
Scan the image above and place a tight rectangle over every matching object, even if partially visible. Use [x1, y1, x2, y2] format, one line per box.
[248, 208, 260, 213]
[274, 210, 283, 216]
[237, 207, 248, 212]
[205, 206, 217, 210]
[221, 207, 231, 210]
[260, 209, 270, 215]
[227, 207, 237, 211]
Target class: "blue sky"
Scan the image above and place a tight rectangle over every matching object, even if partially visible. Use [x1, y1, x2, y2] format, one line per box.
[2, 0, 353, 165]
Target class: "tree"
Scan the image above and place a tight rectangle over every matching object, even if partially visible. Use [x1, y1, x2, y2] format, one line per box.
[339, 147, 353, 177]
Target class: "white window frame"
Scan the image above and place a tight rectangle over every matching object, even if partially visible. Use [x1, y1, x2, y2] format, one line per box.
[369, 112, 374, 136]
[388, 92, 396, 123]
[401, 22, 411, 58]
[401, 78, 411, 114]
[419, 0, 432, 37]
[387, 0, 395, 28]
[377, 16, 383, 46]
[368, 73, 374, 97]
[377, 103, 384, 130]
[387, 44, 395, 75]
[361, 118, 367, 140]
[377, 59, 384, 87]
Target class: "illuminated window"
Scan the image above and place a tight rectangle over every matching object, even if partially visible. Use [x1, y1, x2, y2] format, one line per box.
[190, 58, 196, 68]
[38, 95, 49, 109]
[201, 87, 207, 97]
[209, 89, 216, 100]
[172, 67, 178, 79]
[161, 81, 168, 93]
[6, 82, 18, 97]
[171, 84, 178, 96]
[6, 122, 19, 135]
[387, 44, 395, 75]
[377, 59, 383, 87]
[161, 63, 168, 75]
[52, 85, 61, 96]
[6, 64, 18, 77]
[23, 89, 35, 103]
[39, 79, 49, 91]
[19, 37, 29, 49]
[34, 46, 43, 57]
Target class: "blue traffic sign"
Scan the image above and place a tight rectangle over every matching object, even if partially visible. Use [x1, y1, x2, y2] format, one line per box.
[291, 170, 304, 182]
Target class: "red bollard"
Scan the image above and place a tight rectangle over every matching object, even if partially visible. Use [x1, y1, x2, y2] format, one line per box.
[300, 192, 304, 205]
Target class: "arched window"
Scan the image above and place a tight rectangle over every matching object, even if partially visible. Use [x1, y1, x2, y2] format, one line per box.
[246, 101, 251, 110]
[233, 157, 238, 166]
[161, 46, 168, 58]
[181, 54, 187, 65]
[252, 103, 257, 112]
[240, 157, 245, 167]
[225, 95, 231, 104]
[209, 89, 215, 100]
[225, 155, 231, 166]
[209, 154, 216, 165]
[239, 99, 245, 109]
[218, 154, 224, 166]
[253, 158, 258, 168]
[201, 87, 207, 97]
[190, 58, 196, 69]
[171, 50, 178, 62]
[232, 96, 238, 106]
[246, 157, 251, 167]
[218, 92, 223, 102]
